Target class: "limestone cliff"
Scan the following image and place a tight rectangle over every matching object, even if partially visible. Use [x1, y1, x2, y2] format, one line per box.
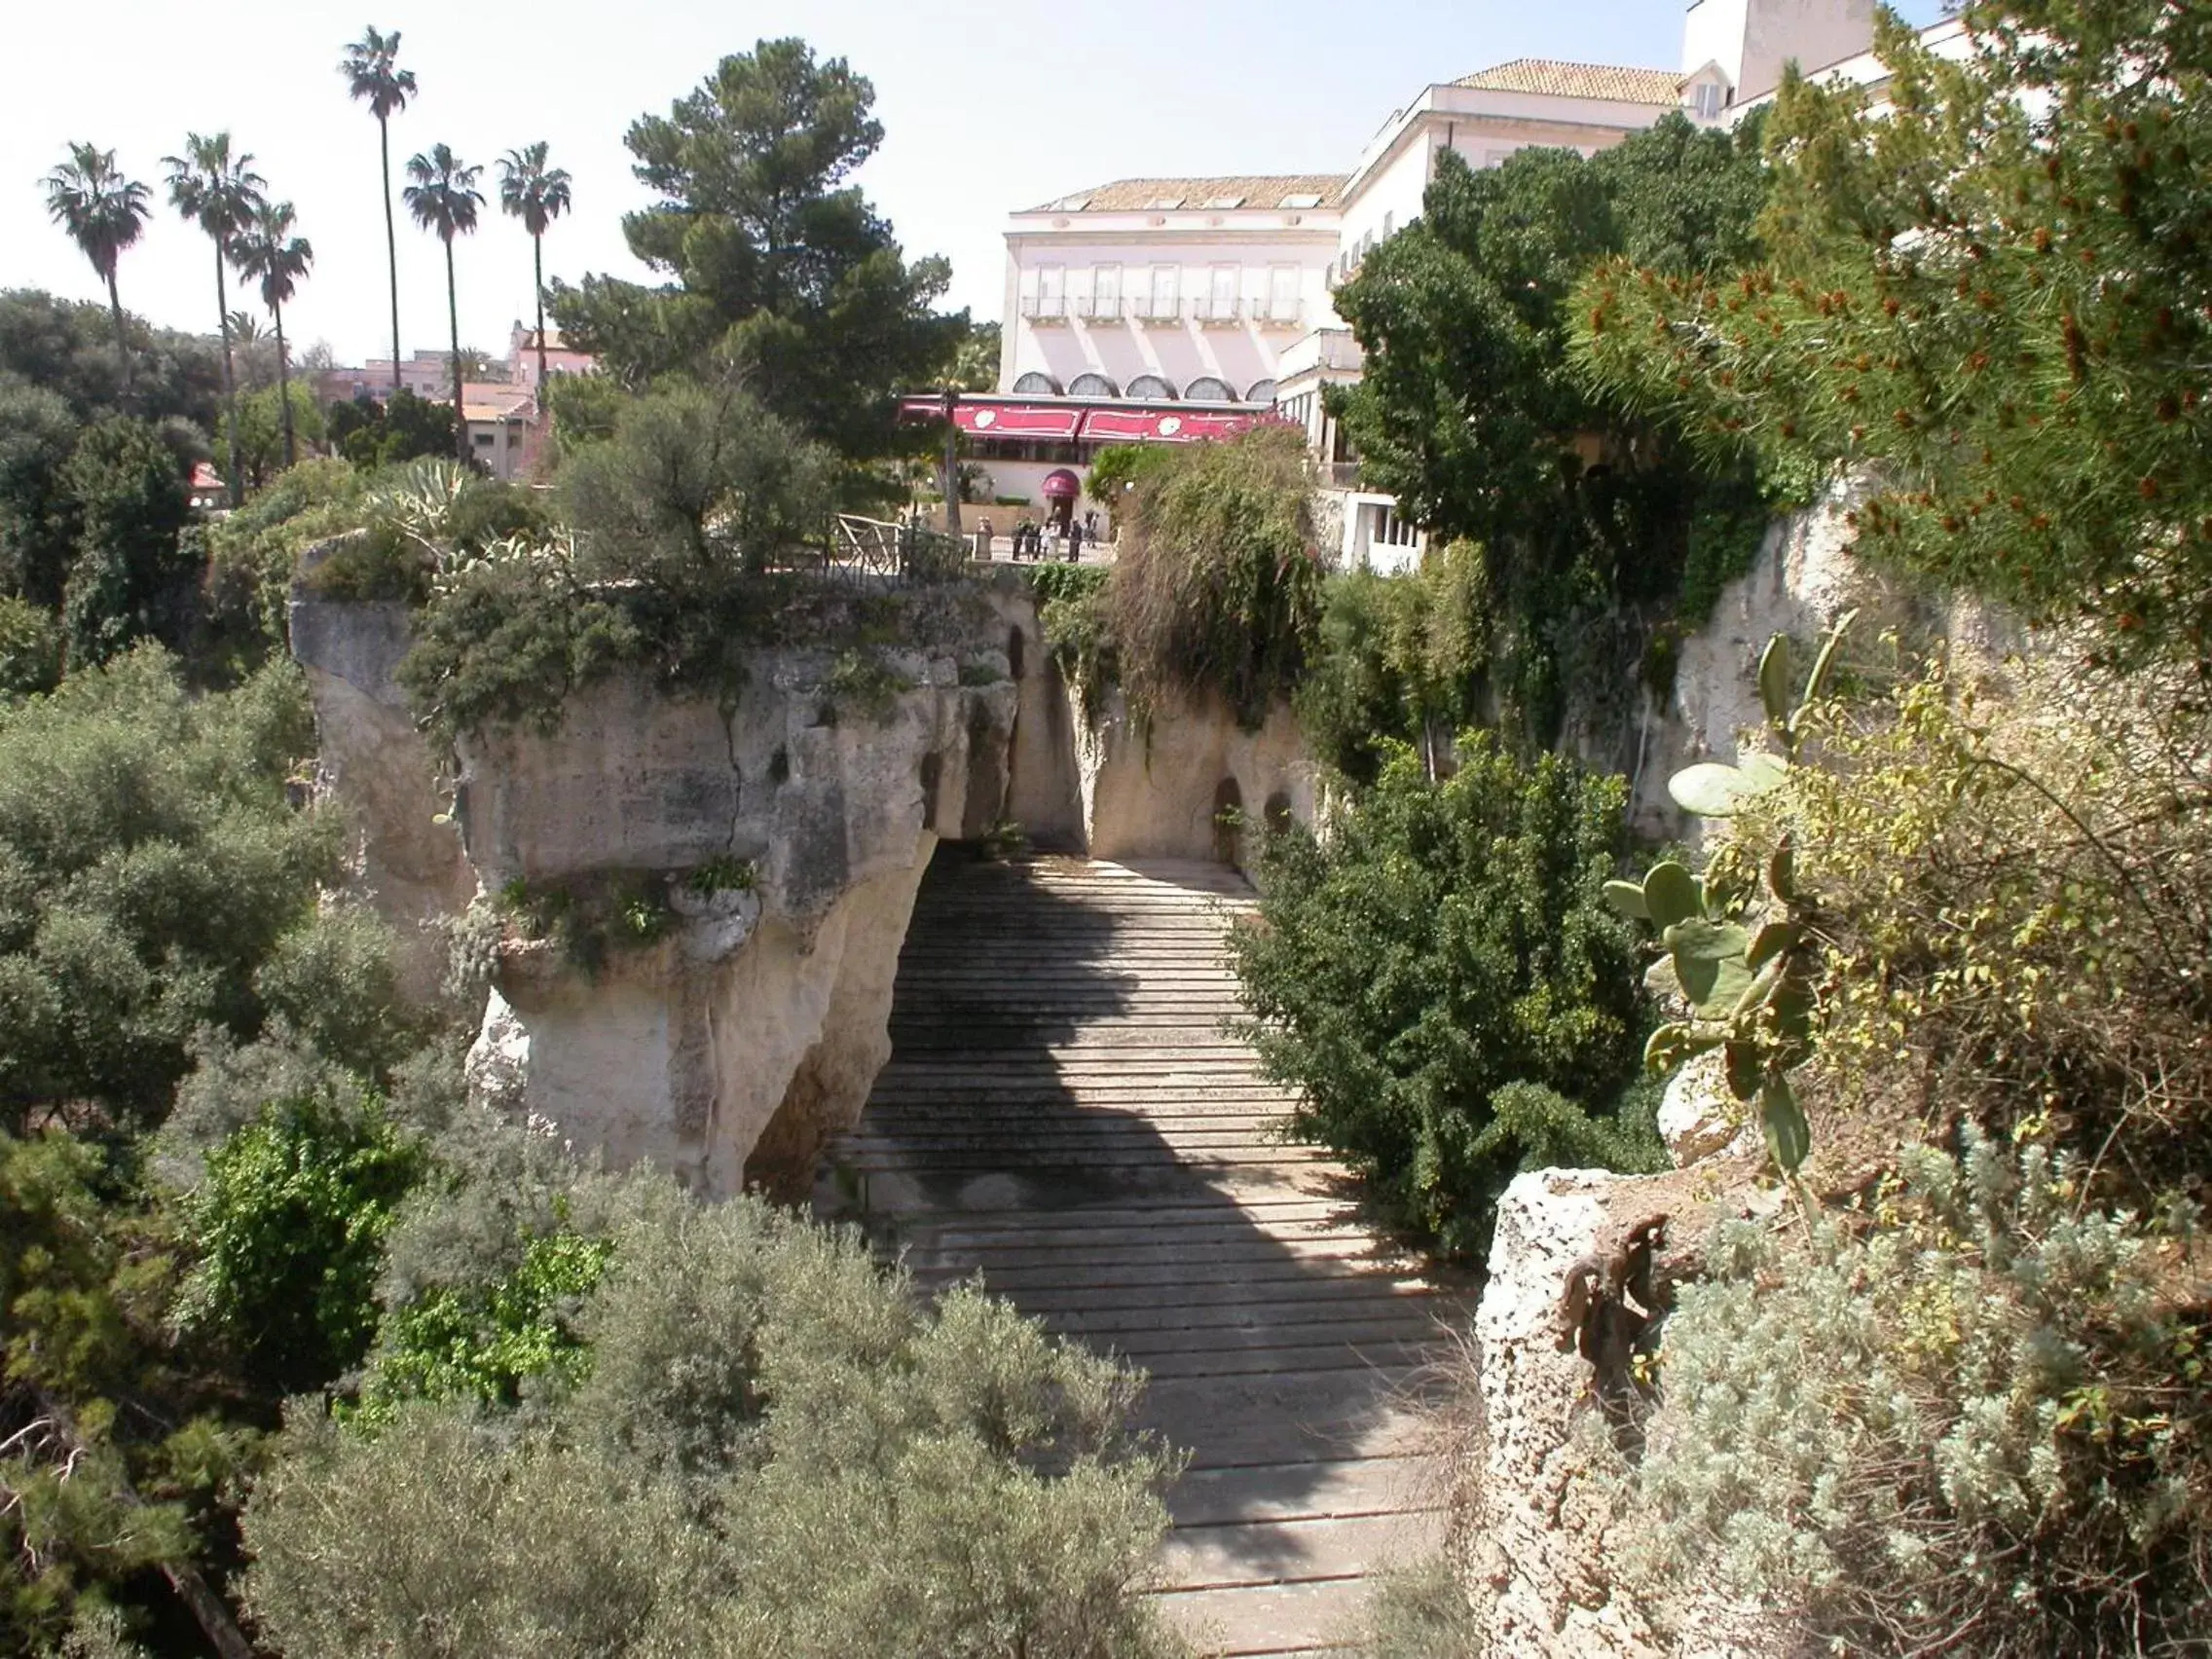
[293, 583, 1019, 1200]
[289, 595, 475, 1002]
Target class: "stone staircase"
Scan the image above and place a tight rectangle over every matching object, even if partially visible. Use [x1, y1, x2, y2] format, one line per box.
[819, 850, 1466, 1656]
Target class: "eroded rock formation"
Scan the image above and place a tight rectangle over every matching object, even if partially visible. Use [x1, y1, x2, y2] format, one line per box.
[294, 577, 1019, 1198]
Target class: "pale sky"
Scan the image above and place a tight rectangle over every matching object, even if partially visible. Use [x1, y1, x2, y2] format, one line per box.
[7, 0, 1944, 369]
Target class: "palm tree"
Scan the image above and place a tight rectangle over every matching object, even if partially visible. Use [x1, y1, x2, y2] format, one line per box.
[497, 142, 572, 394]
[404, 144, 484, 466]
[235, 203, 314, 469]
[339, 26, 417, 391]
[43, 143, 152, 395]
[165, 132, 266, 508]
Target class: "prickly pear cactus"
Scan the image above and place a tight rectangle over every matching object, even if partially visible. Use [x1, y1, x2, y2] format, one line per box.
[1610, 612, 1855, 1173]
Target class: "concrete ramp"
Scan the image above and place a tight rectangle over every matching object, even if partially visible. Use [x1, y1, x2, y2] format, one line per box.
[821, 852, 1468, 1655]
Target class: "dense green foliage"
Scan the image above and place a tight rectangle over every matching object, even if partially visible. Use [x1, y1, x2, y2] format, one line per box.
[560, 379, 837, 581]
[1329, 114, 1774, 743]
[550, 38, 963, 460]
[0, 289, 224, 433]
[1575, 2, 2212, 665]
[1231, 738, 1658, 1254]
[1066, 425, 1321, 728]
[324, 387, 456, 470]
[57, 420, 194, 668]
[0, 650, 331, 1131]
[185, 1094, 423, 1394]
[243, 1173, 1180, 1659]
[1293, 539, 1490, 787]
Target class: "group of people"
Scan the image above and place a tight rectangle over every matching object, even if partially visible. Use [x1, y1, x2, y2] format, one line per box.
[985, 510, 1099, 563]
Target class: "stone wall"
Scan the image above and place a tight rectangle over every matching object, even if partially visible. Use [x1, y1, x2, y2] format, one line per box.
[1070, 684, 1318, 868]
[291, 585, 1020, 1199]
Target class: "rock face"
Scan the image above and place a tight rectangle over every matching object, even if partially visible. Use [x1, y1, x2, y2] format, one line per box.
[1474, 1169, 1673, 1659]
[292, 579, 1022, 1200]
[450, 651, 1018, 1198]
[1071, 684, 1317, 867]
[1627, 476, 2023, 835]
[289, 595, 475, 1002]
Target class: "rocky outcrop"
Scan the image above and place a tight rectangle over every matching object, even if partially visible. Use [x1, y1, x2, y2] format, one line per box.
[1472, 1167, 1788, 1658]
[450, 649, 1018, 1198]
[291, 578, 1022, 1200]
[290, 595, 474, 1003]
[1625, 477, 2024, 835]
[1069, 684, 1317, 868]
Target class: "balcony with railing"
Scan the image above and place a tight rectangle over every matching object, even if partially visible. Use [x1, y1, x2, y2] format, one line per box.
[1130, 301, 1184, 328]
[1076, 296, 1124, 323]
[1254, 304, 1305, 331]
[1020, 295, 1069, 326]
[1192, 296, 1243, 328]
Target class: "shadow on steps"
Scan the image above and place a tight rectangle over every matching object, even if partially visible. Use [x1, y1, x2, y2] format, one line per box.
[816, 842, 1471, 1652]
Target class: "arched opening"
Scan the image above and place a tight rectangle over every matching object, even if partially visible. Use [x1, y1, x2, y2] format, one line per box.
[1006, 624, 1026, 682]
[1067, 372, 1119, 397]
[1011, 371, 1059, 395]
[1245, 377, 1278, 405]
[1126, 374, 1176, 402]
[1185, 375, 1235, 403]
[919, 752, 942, 831]
[1212, 776, 1244, 866]
[1264, 788, 1294, 834]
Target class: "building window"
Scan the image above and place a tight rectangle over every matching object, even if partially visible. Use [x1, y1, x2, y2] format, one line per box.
[1692, 80, 1725, 120]
[1068, 373, 1119, 397]
[1144, 265, 1180, 320]
[1185, 376, 1235, 402]
[1126, 374, 1176, 402]
[1202, 263, 1238, 321]
[1372, 503, 1420, 548]
[1268, 264, 1301, 323]
[1245, 378, 1278, 405]
[1089, 263, 1122, 318]
[1382, 210, 1395, 239]
[472, 431, 495, 448]
[1012, 372, 1059, 395]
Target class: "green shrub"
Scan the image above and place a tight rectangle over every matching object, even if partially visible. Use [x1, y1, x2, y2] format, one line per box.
[1230, 735, 1656, 1255]
[356, 1231, 612, 1422]
[1622, 1135, 2212, 1654]
[822, 649, 910, 723]
[0, 648, 330, 1132]
[183, 1092, 423, 1393]
[244, 1183, 1182, 1659]
[1107, 424, 1321, 728]
[686, 856, 756, 897]
[1294, 540, 1492, 786]
[0, 596, 61, 697]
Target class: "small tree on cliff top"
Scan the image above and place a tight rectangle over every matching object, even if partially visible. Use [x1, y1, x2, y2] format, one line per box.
[1573, 1, 2212, 663]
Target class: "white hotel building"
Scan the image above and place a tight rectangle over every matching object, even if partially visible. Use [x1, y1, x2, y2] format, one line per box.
[925, 0, 1899, 571]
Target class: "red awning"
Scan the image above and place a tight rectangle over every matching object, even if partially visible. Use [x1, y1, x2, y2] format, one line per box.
[1078, 408, 1264, 444]
[1040, 468, 1082, 498]
[900, 398, 1085, 440]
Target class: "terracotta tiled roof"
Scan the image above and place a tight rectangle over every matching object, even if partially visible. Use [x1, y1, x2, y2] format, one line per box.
[461, 382, 535, 423]
[1024, 174, 1348, 213]
[1455, 57, 1683, 104]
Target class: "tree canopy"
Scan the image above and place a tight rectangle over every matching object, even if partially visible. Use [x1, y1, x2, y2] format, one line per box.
[1327, 113, 1773, 743]
[550, 39, 963, 459]
[1574, 1, 2212, 664]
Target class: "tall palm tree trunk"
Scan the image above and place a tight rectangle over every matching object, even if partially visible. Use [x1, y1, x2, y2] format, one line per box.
[104, 271, 133, 398]
[381, 115, 402, 390]
[446, 237, 466, 466]
[534, 233, 549, 394]
[214, 248, 240, 507]
[274, 302, 295, 468]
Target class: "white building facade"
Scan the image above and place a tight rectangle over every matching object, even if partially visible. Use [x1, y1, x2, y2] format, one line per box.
[973, 0, 1893, 571]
